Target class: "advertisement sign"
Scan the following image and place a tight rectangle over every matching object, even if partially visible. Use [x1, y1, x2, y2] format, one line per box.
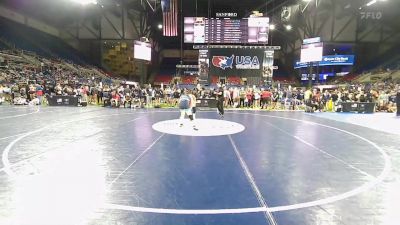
[303, 37, 321, 45]
[360, 11, 382, 20]
[198, 49, 209, 81]
[47, 96, 79, 106]
[216, 12, 238, 17]
[300, 73, 334, 81]
[262, 51, 274, 78]
[294, 55, 355, 69]
[209, 49, 264, 76]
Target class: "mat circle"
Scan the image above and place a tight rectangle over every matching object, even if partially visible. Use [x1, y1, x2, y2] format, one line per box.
[152, 119, 245, 136]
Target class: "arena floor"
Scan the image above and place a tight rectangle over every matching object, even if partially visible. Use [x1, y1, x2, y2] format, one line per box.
[0, 106, 399, 225]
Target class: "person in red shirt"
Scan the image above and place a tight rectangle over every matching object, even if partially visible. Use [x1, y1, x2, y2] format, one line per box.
[36, 87, 43, 105]
[261, 89, 272, 109]
[111, 91, 120, 107]
[246, 89, 253, 108]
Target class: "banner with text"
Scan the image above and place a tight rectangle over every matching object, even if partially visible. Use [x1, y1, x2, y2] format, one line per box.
[209, 48, 264, 77]
[262, 51, 274, 78]
[198, 49, 209, 82]
[294, 55, 355, 69]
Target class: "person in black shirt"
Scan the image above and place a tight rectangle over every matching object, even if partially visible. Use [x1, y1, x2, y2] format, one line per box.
[341, 93, 350, 102]
[331, 91, 338, 102]
[359, 92, 366, 103]
[366, 91, 373, 103]
[214, 86, 224, 118]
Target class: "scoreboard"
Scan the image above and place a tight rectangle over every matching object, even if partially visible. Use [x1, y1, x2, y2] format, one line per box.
[184, 17, 269, 44]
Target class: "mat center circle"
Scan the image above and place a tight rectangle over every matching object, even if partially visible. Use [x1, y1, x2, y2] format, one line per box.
[152, 119, 245, 136]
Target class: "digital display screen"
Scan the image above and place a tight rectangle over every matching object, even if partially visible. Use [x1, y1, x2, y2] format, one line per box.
[184, 17, 269, 44]
[134, 41, 151, 61]
[300, 42, 323, 63]
[295, 55, 355, 68]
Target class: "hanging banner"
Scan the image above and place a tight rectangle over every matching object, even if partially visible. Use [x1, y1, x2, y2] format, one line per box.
[209, 48, 264, 77]
[262, 50, 274, 78]
[198, 49, 209, 82]
[162, 0, 178, 36]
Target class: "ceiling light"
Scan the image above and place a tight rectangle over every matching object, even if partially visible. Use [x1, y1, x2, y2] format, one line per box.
[269, 24, 276, 30]
[70, 0, 97, 5]
[366, 0, 377, 6]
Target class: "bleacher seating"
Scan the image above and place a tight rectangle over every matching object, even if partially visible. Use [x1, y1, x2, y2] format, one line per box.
[102, 42, 137, 76]
[327, 73, 359, 84]
[154, 75, 173, 85]
[0, 19, 88, 65]
[391, 70, 400, 81]
[152, 57, 180, 84]
[0, 41, 8, 50]
[273, 77, 294, 82]
[341, 73, 359, 82]
[211, 76, 219, 84]
[246, 77, 262, 86]
[181, 75, 196, 84]
[362, 44, 400, 72]
[227, 76, 241, 85]
[354, 71, 391, 83]
[160, 58, 180, 72]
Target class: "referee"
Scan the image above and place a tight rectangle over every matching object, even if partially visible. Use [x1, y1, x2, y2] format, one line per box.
[214, 86, 224, 118]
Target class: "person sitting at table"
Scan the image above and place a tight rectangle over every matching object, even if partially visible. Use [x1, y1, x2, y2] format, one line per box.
[124, 93, 132, 108]
[111, 91, 120, 108]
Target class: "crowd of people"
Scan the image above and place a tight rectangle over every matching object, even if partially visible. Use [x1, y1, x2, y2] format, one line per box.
[0, 49, 116, 105]
[0, 51, 399, 115]
[1, 76, 398, 116]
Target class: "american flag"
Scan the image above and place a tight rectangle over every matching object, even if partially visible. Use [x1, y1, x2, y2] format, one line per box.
[161, 0, 178, 36]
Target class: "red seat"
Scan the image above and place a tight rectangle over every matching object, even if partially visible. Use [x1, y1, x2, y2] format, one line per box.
[211, 76, 219, 84]
[227, 76, 241, 85]
[154, 75, 173, 84]
[181, 76, 196, 84]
